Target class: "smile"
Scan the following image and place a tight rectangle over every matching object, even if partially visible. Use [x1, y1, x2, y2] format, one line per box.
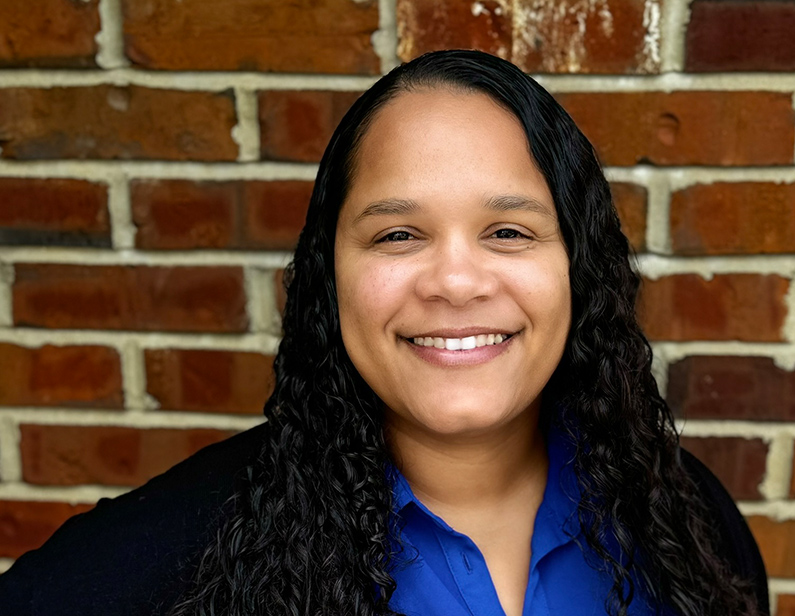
[410, 333, 515, 350]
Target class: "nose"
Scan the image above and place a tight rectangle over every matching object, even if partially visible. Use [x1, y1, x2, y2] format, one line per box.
[415, 237, 498, 307]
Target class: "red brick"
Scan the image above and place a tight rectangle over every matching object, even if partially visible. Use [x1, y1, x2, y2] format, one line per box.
[0, 343, 122, 408]
[0, 0, 99, 68]
[145, 349, 274, 414]
[0, 178, 109, 248]
[397, 0, 660, 74]
[556, 91, 795, 166]
[20, 424, 236, 486]
[638, 274, 789, 342]
[13, 264, 248, 332]
[668, 356, 795, 422]
[275, 269, 287, 315]
[687, 1, 795, 72]
[778, 595, 795, 616]
[0, 500, 94, 558]
[680, 436, 767, 500]
[610, 182, 646, 252]
[746, 516, 795, 578]
[132, 179, 312, 250]
[0, 86, 237, 161]
[122, 0, 379, 74]
[671, 182, 795, 255]
[259, 90, 362, 163]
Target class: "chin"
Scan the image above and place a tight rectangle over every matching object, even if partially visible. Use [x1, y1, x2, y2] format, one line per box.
[414, 403, 518, 436]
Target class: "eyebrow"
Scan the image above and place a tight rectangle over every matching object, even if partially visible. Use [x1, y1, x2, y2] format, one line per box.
[352, 198, 421, 223]
[484, 194, 556, 218]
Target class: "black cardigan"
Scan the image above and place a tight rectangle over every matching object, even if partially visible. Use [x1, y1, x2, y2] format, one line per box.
[0, 423, 769, 615]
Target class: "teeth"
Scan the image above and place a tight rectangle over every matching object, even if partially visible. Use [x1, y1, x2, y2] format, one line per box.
[411, 333, 512, 349]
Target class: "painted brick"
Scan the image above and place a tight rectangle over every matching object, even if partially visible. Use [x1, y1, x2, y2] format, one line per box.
[13, 264, 248, 332]
[746, 516, 795, 578]
[0, 343, 122, 409]
[610, 182, 646, 252]
[679, 436, 767, 500]
[778, 595, 795, 616]
[686, 1, 795, 72]
[638, 274, 789, 342]
[668, 356, 795, 422]
[132, 180, 312, 250]
[20, 425, 236, 486]
[671, 182, 795, 255]
[123, 0, 379, 74]
[0, 0, 99, 68]
[0, 500, 94, 558]
[556, 92, 795, 166]
[145, 348, 274, 414]
[259, 90, 362, 163]
[0, 178, 109, 248]
[397, 0, 661, 74]
[0, 86, 237, 161]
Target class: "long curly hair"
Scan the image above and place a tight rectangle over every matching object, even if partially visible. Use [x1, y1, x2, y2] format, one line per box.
[170, 50, 761, 616]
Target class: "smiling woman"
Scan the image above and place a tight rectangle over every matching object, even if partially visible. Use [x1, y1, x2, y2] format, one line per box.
[0, 51, 768, 616]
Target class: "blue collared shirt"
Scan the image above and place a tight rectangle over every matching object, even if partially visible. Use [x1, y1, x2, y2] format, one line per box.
[387, 427, 660, 615]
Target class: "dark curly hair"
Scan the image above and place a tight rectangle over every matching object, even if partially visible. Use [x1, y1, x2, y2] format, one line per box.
[170, 50, 762, 616]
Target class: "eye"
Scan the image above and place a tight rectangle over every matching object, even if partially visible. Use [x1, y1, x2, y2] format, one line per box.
[376, 230, 415, 243]
[491, 228, 531, 240]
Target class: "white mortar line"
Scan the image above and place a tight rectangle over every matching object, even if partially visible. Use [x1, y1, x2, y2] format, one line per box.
[636, 254, 795, 279]
[0, 408, 264, 430]
[650, 352, 669, 398]
[738, 500, 795, 521]
[232, 88, 261, 163]
[0, 329, 281, 355]
[107, 173, 135, 249]
[244, 267, 280, 336]
[0, 559, 13, 574]
[659, 0, 689, 73]
[644, 172, 672, 255]
[120, 339, 156, 412]
[783, 277, 795, 344]
[0, 262, 14, 328]
[760, 433, 794, 501]
[0, 483, 128, 504]
[770, 577, 795, 596]
[676, 420, 795, 440]
[650, 341, 795, 371]
[664, 168, 795, 190]
[373, 0, 399, 74]
[95, 0, 130, 69]
[0, 415, 22, 482]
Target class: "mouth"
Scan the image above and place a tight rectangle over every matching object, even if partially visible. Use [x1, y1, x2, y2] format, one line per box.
[406, 332, 517, 351]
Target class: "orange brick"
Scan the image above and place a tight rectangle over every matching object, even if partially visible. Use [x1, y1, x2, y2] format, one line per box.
[638, 274, 789, 342]
[243, 181, 312, 250]
[778, 595, 795, 616]
[0, 500, 94, 558]
[680, 437, 768, 500]
[122, 0, 379, 74]
[610, 182, 647, 252]
[20, 425, 236, 486]
[746, 516, 795, 578]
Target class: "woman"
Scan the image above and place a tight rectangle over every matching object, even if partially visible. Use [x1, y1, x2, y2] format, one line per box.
[0, 50, 767, 616]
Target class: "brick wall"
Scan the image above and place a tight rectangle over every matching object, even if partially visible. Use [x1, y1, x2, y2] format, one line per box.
[0, 0, 793, 611]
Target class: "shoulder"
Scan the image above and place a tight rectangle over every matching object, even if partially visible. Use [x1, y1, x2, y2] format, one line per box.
[0, 421, 268, 616]
[679, 447, 770, 614]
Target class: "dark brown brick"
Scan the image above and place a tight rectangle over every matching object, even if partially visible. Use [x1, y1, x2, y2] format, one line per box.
[668, 356, 795, 422]
[671, 182, 795, 255]
[680, 436, 768, 500]
[610, 182, 646, 252]
[122, 0, 379, 74]
[746, 516, 795, 578]
[556, 91, 795, 166]
[0, 0, 100, 68]
[20, 424, 236, 486]
[13, 264, 248, 332]
[638, 274, 789, 342]
[687, 1, 795, 72]
[0, 178, 109, 247]
[259, 90, 362, 162]
[275, 269, 287, 315]
[145, 348, 274, 414]
[0, 86, 237, 161]
[0, 500, 94, 558]
[0, 343, 122, 408]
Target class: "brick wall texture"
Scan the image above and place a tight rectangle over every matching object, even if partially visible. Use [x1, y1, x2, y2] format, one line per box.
[0, 0, 794, 611]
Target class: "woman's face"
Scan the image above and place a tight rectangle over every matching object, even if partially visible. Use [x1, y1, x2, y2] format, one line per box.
[334, 89, 571, 439]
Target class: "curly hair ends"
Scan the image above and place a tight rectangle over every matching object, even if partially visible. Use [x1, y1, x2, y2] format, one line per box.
[170, 50, 762, 616]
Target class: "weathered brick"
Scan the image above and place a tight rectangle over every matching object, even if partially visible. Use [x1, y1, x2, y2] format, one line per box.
[145, 349, 274, 414]
[687, 1, 795, 72]
[680, 436, 767, 500]
[610, 182, 646, 252]
[0, 178, 109, 248]
[778, 595, 795, 616]
[0, 500, 94, 558]
[0, 343, 122, 408]
[259, 90, 362, 163]
[20, 424, 236, 486]
[0, 0, 100, 68]
[123, 0, 379, 74]
[13, 264, 248, 332]
[671, 182, 795, 255]
[0, 86, 237, 161]
[638, 274, 789, 342]
[746, 516, 795, 578]
[556, 91, 795, 166]
[397, 0, 661, 74]
[132, 180, 312, 250]
[668, 356, 795, 422]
